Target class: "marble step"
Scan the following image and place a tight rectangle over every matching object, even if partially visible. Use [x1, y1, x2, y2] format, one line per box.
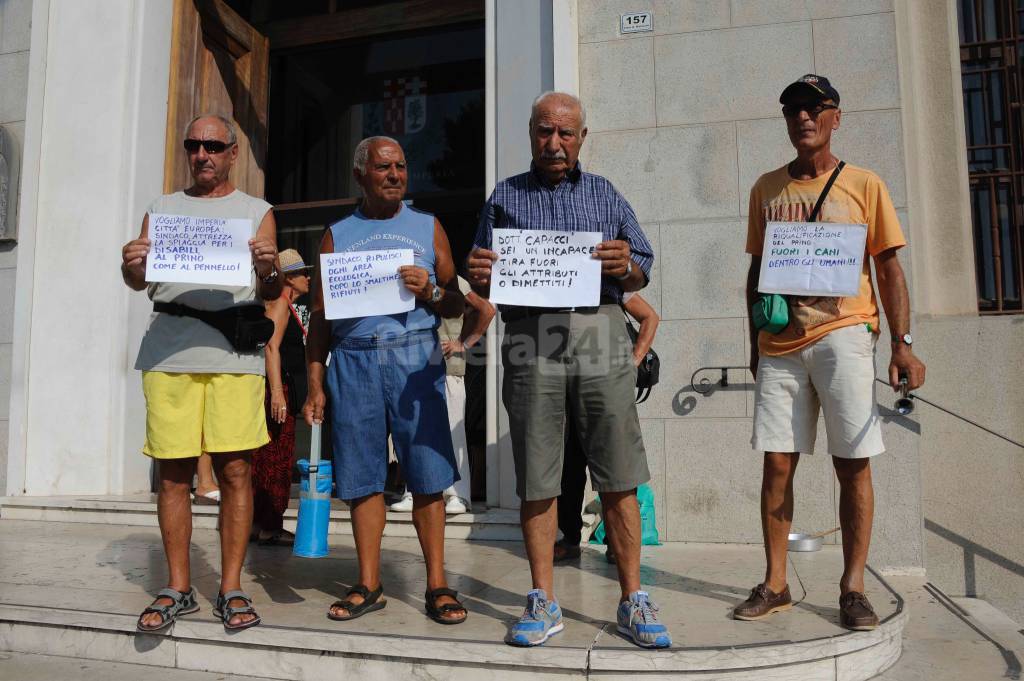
[0, 601, 906, 681]
[0, 495, 523, 540]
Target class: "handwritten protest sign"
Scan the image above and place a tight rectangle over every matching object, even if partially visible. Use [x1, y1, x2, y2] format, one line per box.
[321, 249, 415, 320]
[490, 228, 602, 307]
[758, 222, 868, 297]
[145, 213, 252, 287]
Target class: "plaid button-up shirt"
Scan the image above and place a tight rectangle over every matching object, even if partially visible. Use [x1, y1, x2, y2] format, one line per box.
[474, 164, 654, 306]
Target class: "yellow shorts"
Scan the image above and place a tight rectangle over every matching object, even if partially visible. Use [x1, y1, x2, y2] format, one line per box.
[142, 371, 270, 459]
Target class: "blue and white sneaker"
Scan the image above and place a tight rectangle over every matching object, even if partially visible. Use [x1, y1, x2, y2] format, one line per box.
[505, 589, 564, 647]
[617, 590, 672, 648]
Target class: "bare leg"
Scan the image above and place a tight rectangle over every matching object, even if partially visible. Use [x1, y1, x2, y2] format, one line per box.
[601, 489, 641, 599]
[329, 493, 386, 617]
[762, 452, 799, 592]
[195, 452, 219, 497]
[211, 451, 256, 627]
[140, 457, 196, 629]
[521, 498, 558, 600]
[832, 457, 873, 595]
[412, 492, 464, 621]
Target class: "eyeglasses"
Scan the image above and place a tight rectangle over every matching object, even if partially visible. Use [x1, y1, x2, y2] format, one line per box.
[782, 103, 838, 118]
[183, 138, 234, 154]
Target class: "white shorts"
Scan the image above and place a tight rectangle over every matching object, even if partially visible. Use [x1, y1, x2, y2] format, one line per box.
[752, 324, 884, 459]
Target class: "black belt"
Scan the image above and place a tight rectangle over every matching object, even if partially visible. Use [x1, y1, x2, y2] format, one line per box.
[500, 296, 619, 324]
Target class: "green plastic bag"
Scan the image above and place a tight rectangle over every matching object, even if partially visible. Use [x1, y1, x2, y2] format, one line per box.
[590, 483, 660, 546]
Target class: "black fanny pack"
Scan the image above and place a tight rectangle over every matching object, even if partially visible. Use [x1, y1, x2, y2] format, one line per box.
[154, 302, 273, 353]
[625, 316, 659, 404]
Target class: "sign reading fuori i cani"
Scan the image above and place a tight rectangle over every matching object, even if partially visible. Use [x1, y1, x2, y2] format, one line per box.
[758, 221, 867, 298]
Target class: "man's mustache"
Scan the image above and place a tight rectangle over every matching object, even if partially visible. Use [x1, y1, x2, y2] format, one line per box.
[540, 151, 568, 160]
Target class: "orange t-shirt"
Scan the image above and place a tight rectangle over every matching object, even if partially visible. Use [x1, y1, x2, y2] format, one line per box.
[746, 163, 906, 356]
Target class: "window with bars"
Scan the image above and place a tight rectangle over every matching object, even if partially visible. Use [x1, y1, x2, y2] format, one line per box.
[958, 0, 1024, 312]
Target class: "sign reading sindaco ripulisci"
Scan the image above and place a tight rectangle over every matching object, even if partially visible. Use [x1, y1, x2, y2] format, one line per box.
[490, 228, 602, 307]
[320, 248, 415, 320]
[145, 213, 253, 287]
[758, 221, 868, 298]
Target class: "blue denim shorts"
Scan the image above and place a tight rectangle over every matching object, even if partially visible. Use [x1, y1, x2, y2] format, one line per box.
[326, 329, 458, 500]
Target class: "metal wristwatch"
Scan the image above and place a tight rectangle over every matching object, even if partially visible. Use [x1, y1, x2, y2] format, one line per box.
[261, 268, 279, 285]
[891, 332, 913, 346]
[429, 284, 444, 304]
[615, 259, 634, 281]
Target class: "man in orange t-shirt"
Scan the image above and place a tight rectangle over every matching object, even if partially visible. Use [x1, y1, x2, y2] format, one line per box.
[734, 75, 926, 631]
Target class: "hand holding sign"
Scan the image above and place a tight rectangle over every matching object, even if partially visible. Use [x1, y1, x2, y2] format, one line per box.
[758, 222, 868, 297]
[490, 228, 602, 307]
[249, 235, 278, 279]
[399, 265, 434, 301]
[593, 239, 632, 278]
[145, 213, 253, 287]
[122, 237, 151, 276]
[466, 246, 498, 287]
[321, 248, 415, 320]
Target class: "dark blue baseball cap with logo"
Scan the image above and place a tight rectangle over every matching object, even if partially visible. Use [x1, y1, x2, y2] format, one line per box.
[780, 74, 840, 105]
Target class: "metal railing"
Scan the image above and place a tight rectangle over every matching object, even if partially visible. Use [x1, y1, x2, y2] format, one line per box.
[687, 366, 1024, 450]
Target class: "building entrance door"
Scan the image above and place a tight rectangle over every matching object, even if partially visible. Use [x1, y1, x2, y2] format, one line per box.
[164, 0, 489, 502]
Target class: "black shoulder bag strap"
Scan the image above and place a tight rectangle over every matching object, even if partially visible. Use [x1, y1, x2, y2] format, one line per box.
[808, 160, 845, 222]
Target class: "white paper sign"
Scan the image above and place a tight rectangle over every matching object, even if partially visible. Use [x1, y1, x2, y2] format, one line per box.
[321, 249, 415, 320]
[490, 228, 602, 307]
[146, 213, 252, 286]
[758, 222, 868, 297]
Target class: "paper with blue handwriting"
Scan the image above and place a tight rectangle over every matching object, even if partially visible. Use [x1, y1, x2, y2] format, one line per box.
[490, 228, 602, 307]
[145, 213, 252, 287]
[321, 249, 415, 320]
[758, 222, 867, 297]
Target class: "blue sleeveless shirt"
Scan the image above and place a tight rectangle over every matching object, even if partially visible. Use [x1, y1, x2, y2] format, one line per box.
[329, 204, 439, 340]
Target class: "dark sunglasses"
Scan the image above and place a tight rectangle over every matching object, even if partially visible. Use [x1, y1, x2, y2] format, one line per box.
[782, 103, 838, 118]
[183, 138, 234, 154]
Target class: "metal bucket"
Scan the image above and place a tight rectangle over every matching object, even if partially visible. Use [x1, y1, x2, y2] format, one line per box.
[787, 532, 823, 552]
[787, 527, 840, 552]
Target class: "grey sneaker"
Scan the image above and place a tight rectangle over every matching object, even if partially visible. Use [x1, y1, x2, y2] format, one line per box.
[617, 590, 672, 648]
[505, 589, 564, 647]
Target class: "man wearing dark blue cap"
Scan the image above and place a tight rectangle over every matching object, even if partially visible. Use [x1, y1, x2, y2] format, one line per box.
[735, 75, 926, 630]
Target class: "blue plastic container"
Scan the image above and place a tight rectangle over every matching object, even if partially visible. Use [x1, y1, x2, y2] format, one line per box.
[293, 459, 332, 558]
[296, 459, 333, 494]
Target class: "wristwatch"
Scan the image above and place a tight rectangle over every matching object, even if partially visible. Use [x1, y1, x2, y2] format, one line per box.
[615, 259, 634, 281]
[891, 332, 913, 346]
[429, 284, 444, 304]
[261, 268, 279, 285]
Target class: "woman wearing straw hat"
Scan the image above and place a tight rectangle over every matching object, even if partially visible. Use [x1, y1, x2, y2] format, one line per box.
[251, 248, 312, 546]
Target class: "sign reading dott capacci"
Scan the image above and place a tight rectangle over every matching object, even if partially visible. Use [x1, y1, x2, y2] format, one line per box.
[490, 228, 602, 307]
[758, 222, 868, 298]
[145, 213, 252, 287]
[320, 248, 415, 320]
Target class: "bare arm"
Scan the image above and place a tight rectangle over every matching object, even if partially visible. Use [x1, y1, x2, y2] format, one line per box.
[430, 219, 466, 318]
[264, 297, 290, 423]
[874, 247, 926, 390]
[623, 294, 659, 366]
[460, 290, 496, 350]
[121, 214, 151, 291]
[398, 220, 466, 318]
[746, 256, 761, 377]
[252, 210, 282, 301]
[302, 229, 333, 425]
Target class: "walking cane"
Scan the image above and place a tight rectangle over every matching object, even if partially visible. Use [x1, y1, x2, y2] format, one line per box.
[293, 421, 331, 558]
